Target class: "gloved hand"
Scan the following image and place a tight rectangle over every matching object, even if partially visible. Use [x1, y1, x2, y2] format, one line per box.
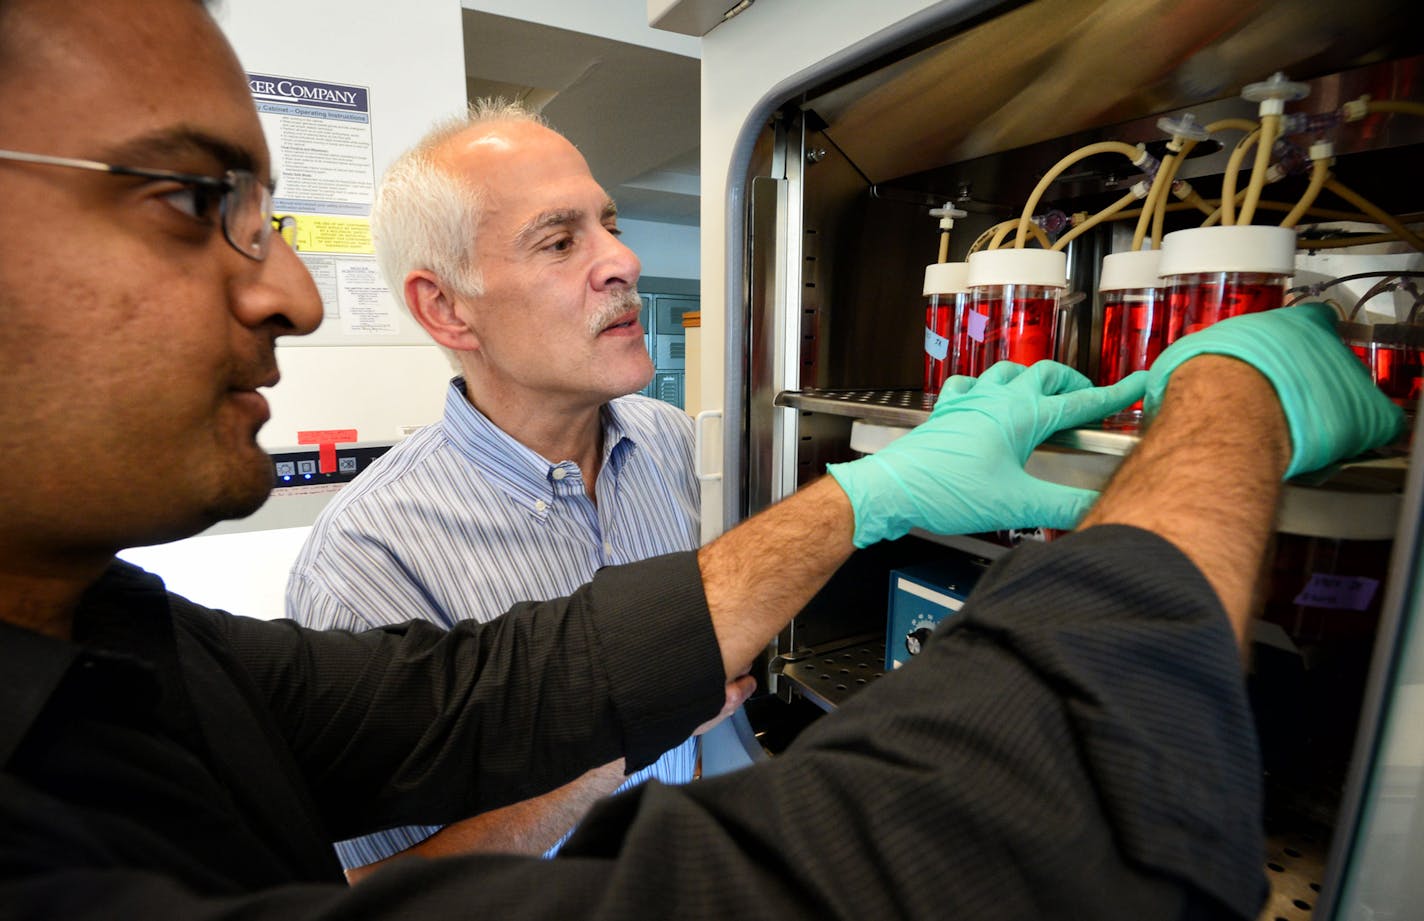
[827, 361, 1147, 548]
[1144, 303, 1404, 478]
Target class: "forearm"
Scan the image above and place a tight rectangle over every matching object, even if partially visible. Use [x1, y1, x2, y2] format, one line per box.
[1079, 355, 1290, 644]
[698, 476, 857, 678]
[231, 554, 723, 838]
[347, 760, 627, 882]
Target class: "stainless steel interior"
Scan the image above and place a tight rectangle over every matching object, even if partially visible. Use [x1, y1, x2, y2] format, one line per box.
[805, 0, 1419, 182]
[780, 57, 1424, 401]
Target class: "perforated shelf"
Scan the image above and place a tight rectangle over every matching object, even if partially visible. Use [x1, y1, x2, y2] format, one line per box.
[775, 388, 1139, 454]
[773, 635, 886, 713]
[774, 388, 1405, 541]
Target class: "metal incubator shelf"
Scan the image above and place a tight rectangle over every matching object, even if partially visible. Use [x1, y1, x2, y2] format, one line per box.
[775, 388, 1406, 542]
[771, 635, 888, 712]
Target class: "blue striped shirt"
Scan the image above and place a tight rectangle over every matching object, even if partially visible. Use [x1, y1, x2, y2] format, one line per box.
[286, 379, 700, 868]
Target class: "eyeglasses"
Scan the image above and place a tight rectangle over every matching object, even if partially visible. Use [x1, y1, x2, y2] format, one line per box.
[272, 214, 298, 250]
[0, 148, 296, 261]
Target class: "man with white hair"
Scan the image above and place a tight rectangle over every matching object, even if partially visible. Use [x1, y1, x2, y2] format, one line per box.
[287, 101, 702, 877]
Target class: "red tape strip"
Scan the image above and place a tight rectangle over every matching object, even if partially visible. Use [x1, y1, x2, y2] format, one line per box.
[296, 429, 358, 476]
[297, 429, 358, 445]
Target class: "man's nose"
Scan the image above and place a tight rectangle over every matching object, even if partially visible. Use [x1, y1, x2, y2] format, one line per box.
[232, 236, 323, 336]
[591, 228, 641, 291]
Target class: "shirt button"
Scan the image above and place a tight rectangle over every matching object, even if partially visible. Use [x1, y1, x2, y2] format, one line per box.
[534, 499, 548, 512]
[603, 541, 614, 556]
[551, 468, 567, 481]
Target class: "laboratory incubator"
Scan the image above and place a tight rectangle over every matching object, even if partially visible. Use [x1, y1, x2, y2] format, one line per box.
[690, 1, 1424, 917]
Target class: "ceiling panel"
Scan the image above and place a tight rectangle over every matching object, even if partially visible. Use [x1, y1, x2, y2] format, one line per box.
[461, 10, 701, 224]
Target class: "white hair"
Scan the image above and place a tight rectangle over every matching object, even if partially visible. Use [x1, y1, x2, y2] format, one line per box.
[371, 98, 550, 306]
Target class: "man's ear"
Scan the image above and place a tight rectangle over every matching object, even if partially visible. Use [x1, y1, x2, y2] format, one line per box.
[404, 271, 480, 351]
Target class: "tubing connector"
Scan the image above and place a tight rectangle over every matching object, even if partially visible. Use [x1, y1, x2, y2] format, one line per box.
[1308, 140, 1336, 166]
[1281, 110, 1344, 136]
[929, 203, 968, 231]
[1243, 71, 1310, 116]
[1276, 140, 1311, 176]
[1130, 179, 1153, 200]
[1034, 209, 1070, 236]
[1156, 112, 1211, 152]
[929, 203, 969, 263]
[1342, 95, 1371, 123]
[1121, 142, 1159, 179]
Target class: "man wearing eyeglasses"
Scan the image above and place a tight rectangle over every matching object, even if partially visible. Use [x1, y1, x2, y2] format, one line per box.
[0, 14, 324, 548]
[0, 1, 1405, 920]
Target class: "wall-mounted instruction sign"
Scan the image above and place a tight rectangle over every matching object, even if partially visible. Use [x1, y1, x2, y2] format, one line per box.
[249, 73, 375, 215]
[249, 72, 402, 337]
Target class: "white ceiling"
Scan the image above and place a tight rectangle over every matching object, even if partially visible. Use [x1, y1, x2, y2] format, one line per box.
[461, 10, 702, 226]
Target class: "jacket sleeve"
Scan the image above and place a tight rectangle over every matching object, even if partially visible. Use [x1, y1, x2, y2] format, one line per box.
[209, 550, 726, 841]
[3, 526, 1266, 921]
[276, 524, 1266, 921]
[548, 524, 1267, 921]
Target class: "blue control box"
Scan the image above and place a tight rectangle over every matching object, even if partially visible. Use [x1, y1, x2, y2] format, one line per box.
[886, 557, 986, 671]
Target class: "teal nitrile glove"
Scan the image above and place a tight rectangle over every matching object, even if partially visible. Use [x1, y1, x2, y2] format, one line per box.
[827, 361, 1147, 548]
[1143, 303, 1404, 478]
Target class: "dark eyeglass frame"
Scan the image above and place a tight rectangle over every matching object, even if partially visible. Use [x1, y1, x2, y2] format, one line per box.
[0, 148, 291, 261]
[272, 214, 299, 250]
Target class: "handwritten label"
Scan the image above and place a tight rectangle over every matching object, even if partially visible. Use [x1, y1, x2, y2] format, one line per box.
[1293, 573, 1379, 611]
[297, 429, 358, 445]
[966, 310, 989, 343]
[297, 429, 358, 475]
[925, 327, 950, 360]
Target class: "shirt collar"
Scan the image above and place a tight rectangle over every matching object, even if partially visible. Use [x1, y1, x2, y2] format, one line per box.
[440, 378, 639, 510]
[600, 398, 638, 482]
[0, 561, 171, 766]
[0, 620, 80, 766]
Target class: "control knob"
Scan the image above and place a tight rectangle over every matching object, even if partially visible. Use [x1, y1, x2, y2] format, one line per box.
[905, 625, 935, 658]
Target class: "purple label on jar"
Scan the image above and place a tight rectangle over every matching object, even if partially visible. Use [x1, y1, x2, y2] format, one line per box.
[966, 310, 989, 343]
[1292, 573, 1380, 611]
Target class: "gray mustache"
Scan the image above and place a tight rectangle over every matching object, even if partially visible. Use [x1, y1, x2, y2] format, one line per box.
[588, 289, 643, 335]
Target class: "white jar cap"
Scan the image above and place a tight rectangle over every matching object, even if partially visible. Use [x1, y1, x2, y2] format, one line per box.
[967, 248, 1068, 289]
[923, 262, 970, 296]
[1099, 250, 1162, 292]
[1158, 226, 1297, 277]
